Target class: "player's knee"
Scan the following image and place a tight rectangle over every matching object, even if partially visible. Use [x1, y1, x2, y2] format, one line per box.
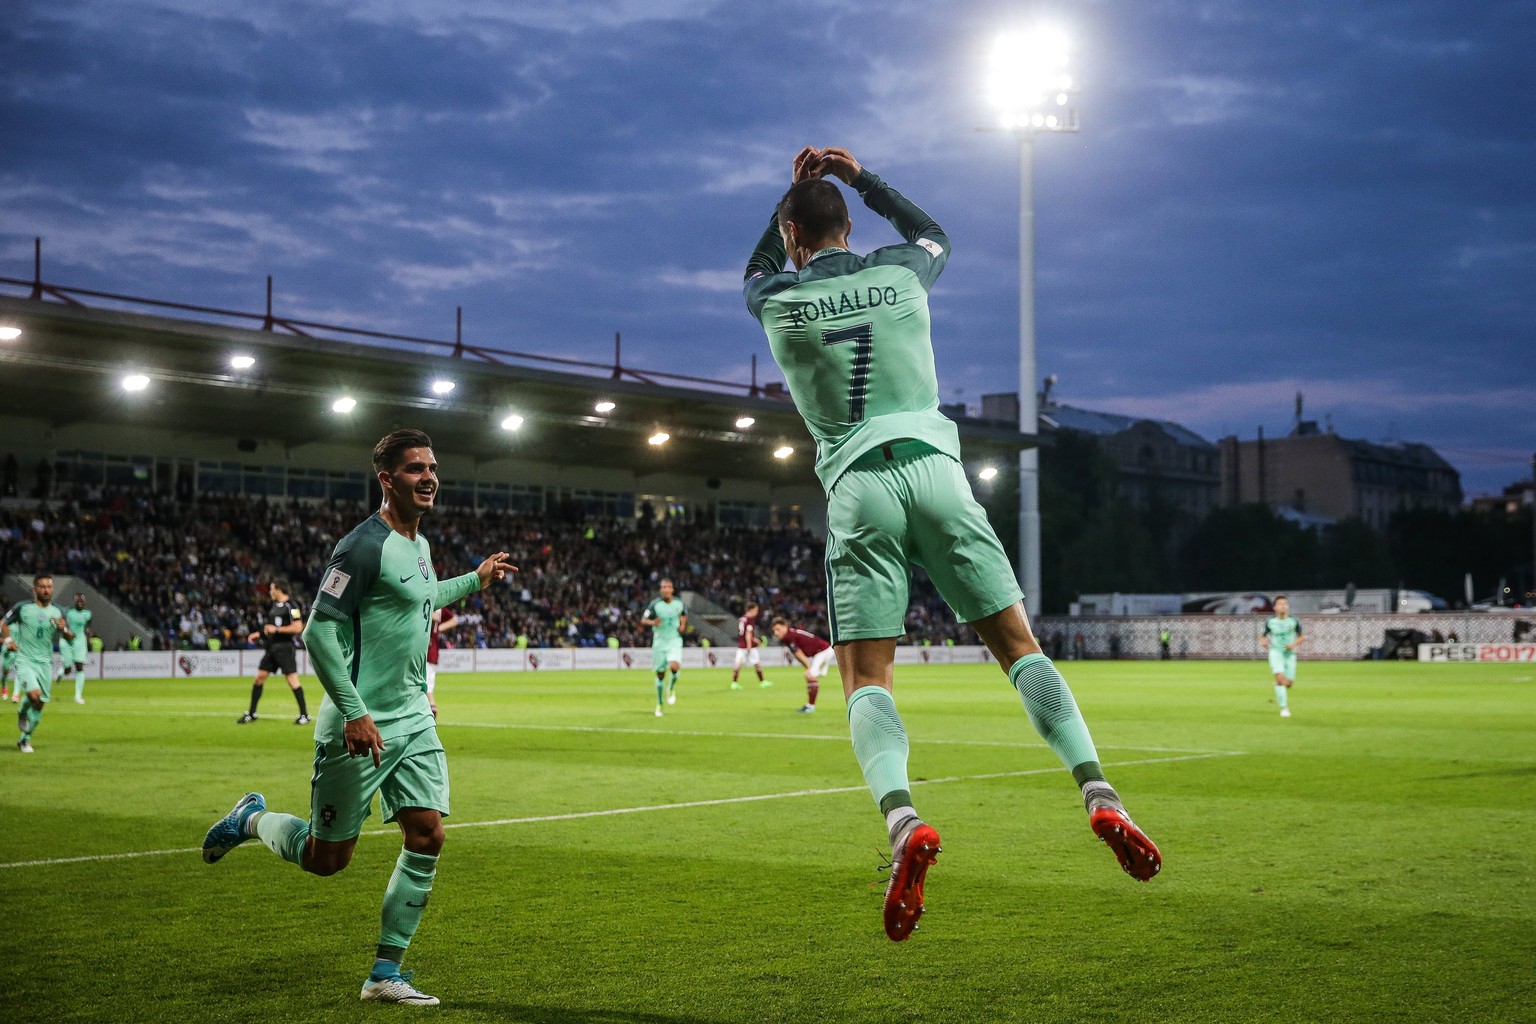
[304, 845, 354, 877]
[404, 823, 445, 856]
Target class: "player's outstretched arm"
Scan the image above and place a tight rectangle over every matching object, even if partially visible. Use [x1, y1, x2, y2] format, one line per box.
[473, 551, 516, 591]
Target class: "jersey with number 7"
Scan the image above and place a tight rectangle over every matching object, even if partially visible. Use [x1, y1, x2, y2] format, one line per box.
[744, 170, 963, 491]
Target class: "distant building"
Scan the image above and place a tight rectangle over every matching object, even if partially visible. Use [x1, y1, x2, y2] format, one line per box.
[1469, 478, 1534, 516]
[1218, 421, 1462, 527]
[981, 392, 1220, 519]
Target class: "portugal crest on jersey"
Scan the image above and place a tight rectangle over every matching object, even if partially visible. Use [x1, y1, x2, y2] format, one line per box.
[418, 556, 430, 581]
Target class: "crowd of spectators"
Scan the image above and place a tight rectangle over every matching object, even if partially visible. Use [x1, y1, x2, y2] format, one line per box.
[0, 487, 976, 650]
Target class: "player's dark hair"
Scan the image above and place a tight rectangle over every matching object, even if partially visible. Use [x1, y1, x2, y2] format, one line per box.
[34, 573, 53, 584]
[772, 616, 789, 627]
[745, 602, 759, 613]
[271, 579, 291, 595]
[778, 179, 849, 244]
[1273, 594, 1288, 603]
[372, 429, 433, 473]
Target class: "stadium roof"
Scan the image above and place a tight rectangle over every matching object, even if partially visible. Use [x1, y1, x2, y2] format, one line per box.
[0, 293, 1037, 481]
[1040, 402, 1215, 450]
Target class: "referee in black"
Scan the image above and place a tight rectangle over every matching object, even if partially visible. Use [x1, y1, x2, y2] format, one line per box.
[237, 579, 310, 725]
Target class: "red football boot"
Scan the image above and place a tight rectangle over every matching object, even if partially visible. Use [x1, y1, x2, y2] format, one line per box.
[1090, 806, 1162, 881]
[883, 819, 942, 941]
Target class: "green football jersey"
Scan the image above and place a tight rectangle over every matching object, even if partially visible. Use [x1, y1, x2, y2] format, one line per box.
[644, 597, 685, 644]
[309, 513, 477, 743]
[3, 601, 65, 663]
[1263, 615, 1302, 651]
[745, 168, 962, 491]
[65, 607, 92, 640]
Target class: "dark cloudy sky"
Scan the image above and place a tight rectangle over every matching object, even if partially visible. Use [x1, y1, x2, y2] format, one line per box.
[3, 0, 1532, 497]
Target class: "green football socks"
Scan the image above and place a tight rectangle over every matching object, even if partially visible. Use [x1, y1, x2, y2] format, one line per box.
[847, 685, 913, 815]
[19, 701, 42, 738]
[378, 850, 438, 962]
[74, 669, 87, 701]
[655, 674, 666, 707]
[252, 811, 311, 867]
[1009, 654, 1106, 786]
[669, 670, 679, 693]
[1274, 684, 1289, 710]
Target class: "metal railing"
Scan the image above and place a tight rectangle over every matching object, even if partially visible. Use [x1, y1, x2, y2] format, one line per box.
[2, 236, 787, 400]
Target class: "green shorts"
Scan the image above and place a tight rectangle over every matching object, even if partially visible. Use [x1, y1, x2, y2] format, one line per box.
[1268, 649, 1297, 681]
[826, 444, 1023, 644]
[14, 659, 52, 702]
[652, 642, 683, 672]
[64, 640, 89, 665]
[309, 725, 450, 842]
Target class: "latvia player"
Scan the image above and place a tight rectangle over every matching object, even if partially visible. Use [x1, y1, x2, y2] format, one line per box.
[730, 602, 773, 689]
[771, 617, 833, 713]
[425, 607, 459, 717]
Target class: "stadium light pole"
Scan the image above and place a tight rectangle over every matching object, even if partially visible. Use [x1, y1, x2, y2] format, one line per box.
[988, 27, 1079, 617]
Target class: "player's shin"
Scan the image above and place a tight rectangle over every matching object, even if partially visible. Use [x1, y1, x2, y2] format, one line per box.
[376, 850, 438, 971]
[1008, 654, 1106, 790]
[847, 686, 913, 823]
[253, 811, 311, 866]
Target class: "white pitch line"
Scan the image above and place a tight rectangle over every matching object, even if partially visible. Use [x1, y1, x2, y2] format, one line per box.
[69, 708, 1230, 754]
[0, 750, 1242, 870]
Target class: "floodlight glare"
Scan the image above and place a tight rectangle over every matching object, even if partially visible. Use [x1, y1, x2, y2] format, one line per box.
[979, 466, 999, 481]
[332, 396, 356, 413]
[501, 414, 524, 431]
[735, 416, 756, 429]
[772, 446, 793, 460]
[122, 374, 150, 392]
[431, 379, 455, 395]
[0, 326, 22, 341]
[594, 401, 616, 413]
[229, 355, 255, 370]
[648, 431, 670, 446]
[989, 27, 1077, 132]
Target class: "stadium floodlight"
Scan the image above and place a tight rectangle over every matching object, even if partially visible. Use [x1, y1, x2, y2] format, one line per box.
[229, 355, 255, 370]
[500, 414, 524, 431]
[331, 396, 356, 413]
[0, 326, 24, 341]
[986, 24, 1080, 617]
[735, 416, 756, 430]
[122, 374, 150, 392]
[594, 400, 616, 413]
[431, 379, 455, 395]
[979, 466, 999, 481]
[772, 445, 793, 460]
[648, 431, 670, 446]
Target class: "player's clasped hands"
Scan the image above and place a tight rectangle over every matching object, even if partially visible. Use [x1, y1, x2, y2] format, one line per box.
[792, 146, 863, 185]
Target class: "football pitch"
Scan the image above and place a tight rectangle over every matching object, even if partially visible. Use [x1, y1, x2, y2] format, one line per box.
[2, 660, 1531, 1023]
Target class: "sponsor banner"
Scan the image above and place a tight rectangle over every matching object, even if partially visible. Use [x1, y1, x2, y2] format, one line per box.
[677, 648, 707, 669]
[701, 648, 723, 669]
[101, 652, 171, 679]
[525, 648, 574, 671]
[475, 648, 526, 672]
[175, 651, 242, 677]
[950, 646, 992, 664]
[1418, 643, 1536, 663]
[436, 649, 475, 674]
[572, 649, 620, 670]
[617, 648, 648, 670]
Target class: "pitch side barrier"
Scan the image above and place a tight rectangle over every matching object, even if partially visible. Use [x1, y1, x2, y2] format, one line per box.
[1417, 643, 1536, 663]
[84, 645, 1001, 680]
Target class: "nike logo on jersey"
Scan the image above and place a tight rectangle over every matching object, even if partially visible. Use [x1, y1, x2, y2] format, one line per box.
[399, 574, 414, 583]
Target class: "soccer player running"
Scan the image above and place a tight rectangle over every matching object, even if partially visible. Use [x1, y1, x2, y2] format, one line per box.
[1, 574, 74, 753]
[61, 593, 92, 704]
[1260, 595, 1303, 717]
[201, 429, 514, 1006]
[745, 147, 1161, 941]
[730, 601, 772, 689]
[237, 579, 310, 725]
[641, 578, 686, 716]
[771, 617, 833, 713]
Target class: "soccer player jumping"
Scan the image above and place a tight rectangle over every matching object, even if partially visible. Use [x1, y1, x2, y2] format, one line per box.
[202, 430, 515, 1005]
[745, 147, 1161, 941]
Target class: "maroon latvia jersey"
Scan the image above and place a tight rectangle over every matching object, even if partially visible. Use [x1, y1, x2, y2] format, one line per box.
[781, 627, 829, 657]
[427, 614, 442, 665]
[737, 615, 757, 649]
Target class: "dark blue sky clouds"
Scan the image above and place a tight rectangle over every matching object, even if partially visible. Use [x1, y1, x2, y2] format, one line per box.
[3, 0, 1532, 494]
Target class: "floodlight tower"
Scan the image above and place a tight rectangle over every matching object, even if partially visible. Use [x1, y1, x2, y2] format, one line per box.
[988, 27, 1079, 617]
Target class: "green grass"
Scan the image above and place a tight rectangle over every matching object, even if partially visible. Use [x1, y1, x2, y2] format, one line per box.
[3, 661, 1533, 1023]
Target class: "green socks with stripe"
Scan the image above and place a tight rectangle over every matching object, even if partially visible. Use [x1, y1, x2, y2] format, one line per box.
[847, 685, 913, 815]
[252, 811, 311, 867]
[378, 850, 439, 959]
[1009, 654, 1106, 787]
